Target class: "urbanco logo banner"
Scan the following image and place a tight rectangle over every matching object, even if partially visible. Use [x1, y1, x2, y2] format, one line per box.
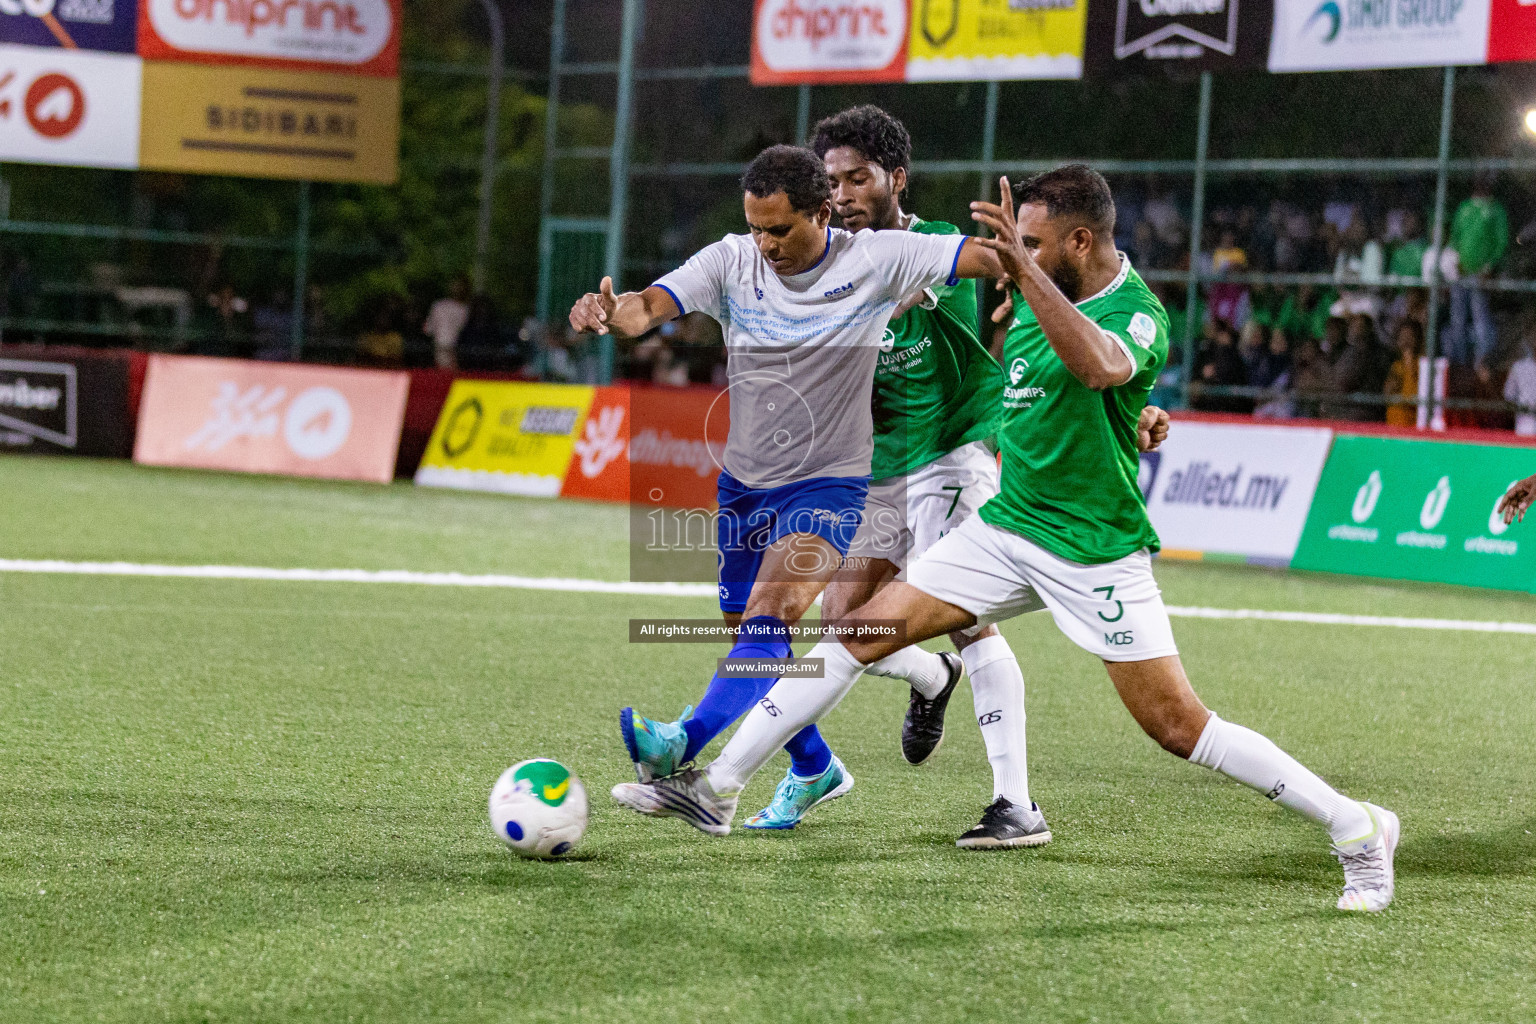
[1293, 434, 1536, 592]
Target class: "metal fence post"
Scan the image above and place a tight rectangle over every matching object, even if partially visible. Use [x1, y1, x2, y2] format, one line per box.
[289, 180, 311, 361]
[1426, 65, 1456, 365]
[978, 79, 1000, 314]
[795, 83, 812, 142]
[979, 78, 999, 198]
[473, 0, 506, 294]
[1182, 71, 1213, 409]
[603, 0, 643, 384]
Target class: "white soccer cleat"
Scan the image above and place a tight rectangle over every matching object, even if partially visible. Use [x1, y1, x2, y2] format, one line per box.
[1333, 802, 1400, 912]
[611, 768, 739, 837]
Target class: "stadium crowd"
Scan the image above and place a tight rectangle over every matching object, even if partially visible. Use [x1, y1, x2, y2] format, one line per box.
[1109, 173, 1536, 431]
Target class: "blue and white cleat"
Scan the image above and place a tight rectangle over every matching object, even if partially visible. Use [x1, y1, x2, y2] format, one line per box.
[611, 768, 738, 836]
[619, 705, 691, 782]
[742, 756, 854, 830]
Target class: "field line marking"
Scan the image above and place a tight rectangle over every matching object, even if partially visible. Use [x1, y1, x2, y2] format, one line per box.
[0, 559, 719, 598]
[3, 559, 1534, 635]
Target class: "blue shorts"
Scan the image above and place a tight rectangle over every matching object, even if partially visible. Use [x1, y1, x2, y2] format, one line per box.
[715, 469, 869, 614]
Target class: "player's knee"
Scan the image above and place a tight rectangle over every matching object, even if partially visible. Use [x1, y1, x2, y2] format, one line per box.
[1144, 710, 1204, 759]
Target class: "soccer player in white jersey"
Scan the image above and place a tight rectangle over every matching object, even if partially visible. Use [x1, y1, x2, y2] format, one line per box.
[570, 145, 1007, 828]
[614, 165, 1400, 913]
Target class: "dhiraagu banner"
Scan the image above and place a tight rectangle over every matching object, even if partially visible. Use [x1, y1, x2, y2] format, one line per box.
[415, 381, 596, 497]
[907, 0, 1087, 81]
[1292, 435, 1536, 592]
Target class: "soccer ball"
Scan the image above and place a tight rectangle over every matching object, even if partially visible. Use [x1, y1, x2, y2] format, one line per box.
[488, 759, 588, 859]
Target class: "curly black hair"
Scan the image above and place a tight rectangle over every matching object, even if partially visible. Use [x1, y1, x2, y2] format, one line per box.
[741, 145, 832, 215]
[810, 104, 912, 180]
[1013, 164, 1117, 238]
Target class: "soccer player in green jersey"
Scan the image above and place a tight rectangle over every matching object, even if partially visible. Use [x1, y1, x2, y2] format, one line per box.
[734, 106, 1171, 838]
[632, 165, 1399, 912]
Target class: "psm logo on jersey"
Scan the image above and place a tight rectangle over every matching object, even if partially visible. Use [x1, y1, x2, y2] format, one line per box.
[823, 281, 853, 298]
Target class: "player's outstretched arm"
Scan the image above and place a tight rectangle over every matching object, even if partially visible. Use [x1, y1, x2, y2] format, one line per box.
[969, 176, 1133, 391]
[1497, 474, 1536, 525]
[568, 277, 680, 340]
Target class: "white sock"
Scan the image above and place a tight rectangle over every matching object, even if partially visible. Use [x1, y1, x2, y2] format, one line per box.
[1189, 713, 1373, 845]
[864, 645, 949, 699]
[961, 635, 1030, 806]
[707, 640, 866, 795]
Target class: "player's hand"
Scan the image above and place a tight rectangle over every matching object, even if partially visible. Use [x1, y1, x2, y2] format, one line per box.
[1137, 405, 1171, 453]
[991, 278, 1014, 324]
[1496, 474, 1536, 525]
[970, 176, 1033, 285]
[569, 276, 619, 335]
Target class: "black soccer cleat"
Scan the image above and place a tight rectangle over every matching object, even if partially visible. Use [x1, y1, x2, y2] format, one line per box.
[900, 651, 964, 765]
[956, 797, 1053, 850]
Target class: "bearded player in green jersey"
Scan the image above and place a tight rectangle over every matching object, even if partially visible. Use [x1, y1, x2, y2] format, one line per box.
[738, 106, 1170, 836]
[635, 164, 1399, 912]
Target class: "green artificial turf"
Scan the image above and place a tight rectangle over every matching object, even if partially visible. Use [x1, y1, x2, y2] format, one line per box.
[3, 454, 1535, 1022]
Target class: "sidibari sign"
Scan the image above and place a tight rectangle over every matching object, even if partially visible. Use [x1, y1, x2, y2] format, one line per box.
[1292, 435, 1536, 592]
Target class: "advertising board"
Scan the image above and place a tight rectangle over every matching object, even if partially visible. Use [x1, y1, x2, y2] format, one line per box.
[134, 354, 408, 483]
[415, 381, 598, 498]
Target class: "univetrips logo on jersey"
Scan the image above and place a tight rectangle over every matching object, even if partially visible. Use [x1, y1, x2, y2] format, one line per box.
[750, 0, 908, 84]
[1268, 0, 1491, 71]
[141, 0, 398, 72]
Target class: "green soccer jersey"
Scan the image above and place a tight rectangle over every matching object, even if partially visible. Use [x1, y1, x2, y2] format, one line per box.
[978, 257, 1169, 564]
[870, 217, 1003, 480]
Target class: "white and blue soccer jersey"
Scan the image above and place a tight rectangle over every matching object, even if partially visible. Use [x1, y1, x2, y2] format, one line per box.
[655, 227, 968, 489]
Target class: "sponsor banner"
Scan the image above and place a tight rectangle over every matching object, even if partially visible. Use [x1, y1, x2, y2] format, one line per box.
[561, 385, 724, 509]
[906, 0, 1086, 82]
[1487, 0, 1536, 63]
[138, 0, 399, 76]
[1084, 0, 1273, 73]
[1139, 421, 1333, 564]
[0, 44, 139, 169]
[0, 348, 135, 457]
[1268, 0, 1491, 72]
[1292, 436, 1536, 592]
[416, 381, 597, 497]
[0, 0, 136, 53]
[134, 354, 407, 483]
[138, 60, 398, 183]
[750, 0, 908, 84]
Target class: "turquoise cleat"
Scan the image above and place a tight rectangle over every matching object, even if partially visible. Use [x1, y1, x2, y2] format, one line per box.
[742, 756, 854, 830]
[619, 705, 691, 782]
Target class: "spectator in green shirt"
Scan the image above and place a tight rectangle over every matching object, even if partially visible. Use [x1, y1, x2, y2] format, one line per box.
[1446, 175, 1509, 368]
[1388, 210, 1428, 281]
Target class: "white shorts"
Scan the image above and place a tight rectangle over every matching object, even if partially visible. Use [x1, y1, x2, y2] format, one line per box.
[904, 515, 1180, 663]
[847, 441, 1000, 571]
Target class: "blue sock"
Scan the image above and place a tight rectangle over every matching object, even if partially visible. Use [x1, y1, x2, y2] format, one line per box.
[785, 725, 833, 778]
[682, 616, 790, 764]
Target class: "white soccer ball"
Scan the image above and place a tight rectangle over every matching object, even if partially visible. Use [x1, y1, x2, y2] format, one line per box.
[488, 759, 588, 859]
